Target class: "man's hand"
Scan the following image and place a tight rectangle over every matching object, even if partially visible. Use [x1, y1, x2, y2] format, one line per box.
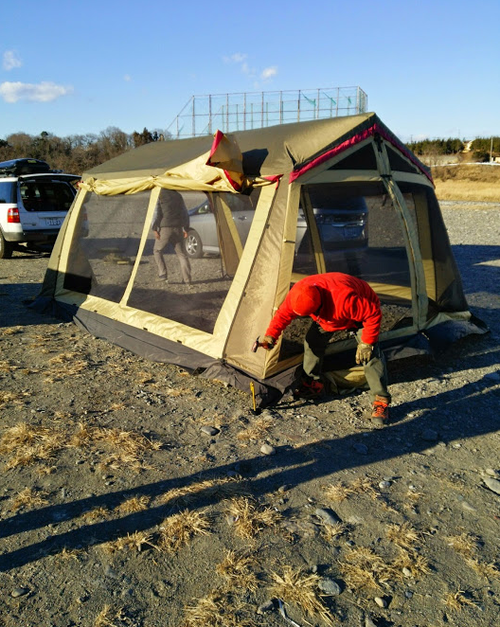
[261, 335, 276, 350]
[183, 228, 188, 239]
[154, 230, 160, 240]
[356, 342, 373, 365]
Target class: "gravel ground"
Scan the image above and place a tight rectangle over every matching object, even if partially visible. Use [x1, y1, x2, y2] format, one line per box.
[0, 202, 499, 627]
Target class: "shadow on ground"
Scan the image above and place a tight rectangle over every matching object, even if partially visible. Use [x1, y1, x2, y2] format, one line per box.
[1, 344, 498, 571]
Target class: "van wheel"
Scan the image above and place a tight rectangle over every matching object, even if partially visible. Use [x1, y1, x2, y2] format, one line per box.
[0, 233, 14, 259]
[185, 230, 203, 258]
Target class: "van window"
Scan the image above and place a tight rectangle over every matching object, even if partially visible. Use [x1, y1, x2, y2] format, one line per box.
[0, 181, 16, 203]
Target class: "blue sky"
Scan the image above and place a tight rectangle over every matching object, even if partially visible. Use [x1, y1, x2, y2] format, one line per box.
[1, 0, 499, 143]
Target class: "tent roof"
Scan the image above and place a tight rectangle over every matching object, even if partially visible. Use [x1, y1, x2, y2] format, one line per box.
[84, 112, 429, 182]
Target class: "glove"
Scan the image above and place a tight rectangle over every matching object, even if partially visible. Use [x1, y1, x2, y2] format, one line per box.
[261, 335, 276, 350]
[356, 342, 373, 365]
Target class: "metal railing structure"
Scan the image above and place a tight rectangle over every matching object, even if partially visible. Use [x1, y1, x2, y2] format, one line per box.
[167, 86, 368, 139]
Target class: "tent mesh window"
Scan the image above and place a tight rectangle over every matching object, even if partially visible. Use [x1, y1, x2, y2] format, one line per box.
[127, 189, 259, 334]
[398, 182, 468, 313]
[364, 190, 414, 331]
[282, 182, 414, 360]
[63, 191, 150, 301]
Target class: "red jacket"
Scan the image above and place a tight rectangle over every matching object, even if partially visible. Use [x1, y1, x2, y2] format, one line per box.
[266, 273, 382, 345]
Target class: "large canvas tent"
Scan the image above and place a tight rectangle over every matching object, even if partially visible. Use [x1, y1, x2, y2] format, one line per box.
[35, 113, 486, 404]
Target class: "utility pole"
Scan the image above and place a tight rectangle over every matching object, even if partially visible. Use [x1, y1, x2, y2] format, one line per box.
[490, 137, 494, 163]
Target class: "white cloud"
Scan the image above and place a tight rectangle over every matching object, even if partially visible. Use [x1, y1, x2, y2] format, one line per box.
[261, 66, 278, 81]
[3, 50, 22, 71]
[124, 74, 132, 82]
[0, 81, 73, 103]
[223, 53, 277, 86]
[223, 52, 248, 64]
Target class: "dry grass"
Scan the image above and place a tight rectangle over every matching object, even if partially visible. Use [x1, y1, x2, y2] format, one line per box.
[386, 522, 420, 550]
[48, 351, 80, 364]
[68, 421, 95, 447]
[53, 410, 72, 420]
[444, 590, 477, 611]
[136, 370, 154, 385]
[109, 402, 127, 411]
[225, 497, 282, 539]
[80, 507, 110, 523]
[216, 550, 259, 593]
[0, 421, 160, 471]
[45, 352, 89, 382]
[182, 590, 256, 627]
[391, 549, 431, 577]
[55, 547, 84, 561]
[36, 465, 57, 476]
[269, 565, 335, 625]
[339, 547, 395, 591]
[321, 522, 348, 543]
[158, 509, 211, 553]
[116, 496, 150, 514]
[0, 359, 19, 372]
[446, 532, 480, 558]
[0, 423, 65, 468]
[102, 532, 156, 554]
[156, 477, 242, 507]
[94, 605, 133, 627]
[0, 326, 23, 336]
[435, 180, 500, 202]
[164, 386, 194, 398]
[236, 416, 273, 442]
[339, 523, 429, 589]
[466, 558, 500, 580]
[69, 422, 161, 471]
[324, 477, 379, 503]
[9, 487, 49, 512]
[447, 532, 500, 580]
[433, 164, 500, 202]
[0, 390, 30, 409]
[403, 488, 424, 513]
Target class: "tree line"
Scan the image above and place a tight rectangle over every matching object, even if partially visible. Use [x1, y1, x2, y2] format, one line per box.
[407, 137, 500, 162]
[0, 127, 169, 175]
[1, 127, 499, 175]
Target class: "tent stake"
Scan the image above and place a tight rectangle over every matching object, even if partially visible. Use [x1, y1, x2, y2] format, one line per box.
[249, 381, 260, 415]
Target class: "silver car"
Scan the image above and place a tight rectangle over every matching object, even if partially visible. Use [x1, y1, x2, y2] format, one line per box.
[295, 196, 368, 255]
[186, 199, 255, 258]
[186, 195, 368, 259]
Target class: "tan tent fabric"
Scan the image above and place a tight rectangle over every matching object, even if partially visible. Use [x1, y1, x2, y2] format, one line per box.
[34, 114, 485, 405]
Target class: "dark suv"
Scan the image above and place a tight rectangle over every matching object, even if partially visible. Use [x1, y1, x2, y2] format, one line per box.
[0, 158, 80, 258]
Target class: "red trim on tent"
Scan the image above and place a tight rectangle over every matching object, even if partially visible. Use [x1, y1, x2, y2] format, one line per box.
[223, 170, 241, 191]
[289, 123, 433, 184]
[208, 130, 243, 191]
[263, 174, 283, 186]
[209, 130, 224, 161]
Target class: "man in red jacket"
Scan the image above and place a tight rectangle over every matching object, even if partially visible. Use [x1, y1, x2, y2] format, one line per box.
[262, 273, 390, 426]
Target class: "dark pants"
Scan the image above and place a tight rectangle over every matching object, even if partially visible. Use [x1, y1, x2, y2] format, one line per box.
[153, 227, 191, 283]
[303, 322, 391, 403]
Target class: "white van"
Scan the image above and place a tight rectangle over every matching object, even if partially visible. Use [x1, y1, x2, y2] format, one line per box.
[0, 158, 80, 259]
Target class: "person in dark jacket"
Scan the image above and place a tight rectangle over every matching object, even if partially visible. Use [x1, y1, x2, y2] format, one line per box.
[152, 189, 192, 285]
[262, 272, 390, 425]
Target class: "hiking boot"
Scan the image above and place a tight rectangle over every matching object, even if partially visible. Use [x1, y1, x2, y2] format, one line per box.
[293, 379, 324, 400]
[368, 395, 390, 427]
[157, 276, 169, 283]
